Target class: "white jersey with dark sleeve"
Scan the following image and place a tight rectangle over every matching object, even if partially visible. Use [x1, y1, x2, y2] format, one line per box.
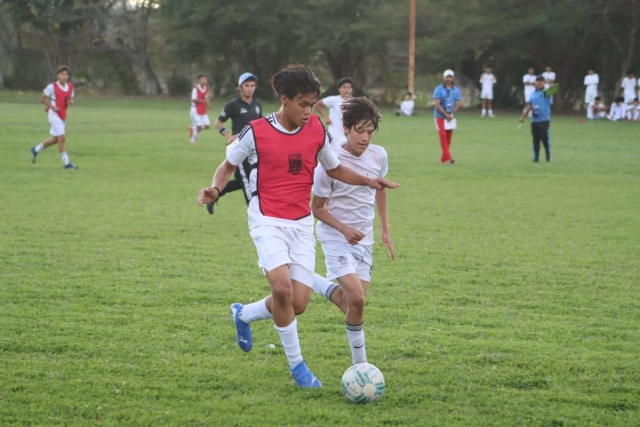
[226, 113, 339, 231]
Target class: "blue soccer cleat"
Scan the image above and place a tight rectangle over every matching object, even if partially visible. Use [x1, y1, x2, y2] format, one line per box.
[229, 303, 253, 352]
[290, 360, 322, 388]
[30, 147, 38, 163]
[64, 163, 78, 169]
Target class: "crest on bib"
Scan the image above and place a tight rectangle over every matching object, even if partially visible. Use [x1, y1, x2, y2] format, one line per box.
[288, 154, 302, 175]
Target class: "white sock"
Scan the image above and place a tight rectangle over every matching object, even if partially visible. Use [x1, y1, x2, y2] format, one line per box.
[312, 273, 338, 301]
[61, 151, 70, 166]
[482, 109, 486, 115]
[192, 127, 199, 142]
[34, 143, 45, 153]
[346, 322, 367, 364]
[489, 109, 493, 114]
[275, 318, 303, 369]
[238, 297, 272, 323]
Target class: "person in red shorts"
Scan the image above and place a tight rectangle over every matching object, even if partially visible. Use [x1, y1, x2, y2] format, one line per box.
[433, 69, 461, 164]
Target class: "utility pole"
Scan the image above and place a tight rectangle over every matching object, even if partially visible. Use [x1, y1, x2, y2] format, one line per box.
[408, 0, 416, 94]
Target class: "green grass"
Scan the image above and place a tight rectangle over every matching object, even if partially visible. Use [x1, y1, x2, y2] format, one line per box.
[1, 91, 639, 427]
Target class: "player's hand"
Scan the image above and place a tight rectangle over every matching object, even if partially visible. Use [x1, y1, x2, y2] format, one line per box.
[519, 117, 525, 124]
[225, 135, 237, 146]
[381, 229, 396, 260]
[341, 225, 366, 246]
[68, 100, 74, 106]
[206, 100, 211, 108]
[51, 105, 59, 112]
[367, 177, 399, 190]
[446, 114, 453, 121]
[198, 187, 220, 206]
[325, 118, 332, 126]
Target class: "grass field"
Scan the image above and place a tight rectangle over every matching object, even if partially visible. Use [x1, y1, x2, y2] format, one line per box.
[1, 92, 639, 427]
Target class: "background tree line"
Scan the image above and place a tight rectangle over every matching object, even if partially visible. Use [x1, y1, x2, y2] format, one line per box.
[0, 0, 638, 110]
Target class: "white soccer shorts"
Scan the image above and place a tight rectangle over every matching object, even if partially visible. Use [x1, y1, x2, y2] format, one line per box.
[249, 225, 315, 287]
[321, 241, 373, 282]
[49, 115, 66, 137]
[624, 93, 636, 104]
[585, 87, 598, 104]
[481, 90, 493, 100]
[190, 110, 211, 128]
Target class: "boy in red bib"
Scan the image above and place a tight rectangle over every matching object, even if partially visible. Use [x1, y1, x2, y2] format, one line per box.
[189, 75, 211, 144]
[198, 64, 398, 388]
[31, 65, 77, 169]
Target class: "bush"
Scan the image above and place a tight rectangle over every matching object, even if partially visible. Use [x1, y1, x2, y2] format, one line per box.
[167, 71, 191, 97]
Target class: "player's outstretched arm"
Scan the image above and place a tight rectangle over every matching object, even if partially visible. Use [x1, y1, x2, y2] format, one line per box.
[311, 195, 365, 246]
[198, 160, 237, 206]
[326, 165, 399, 190]
[375, 189, 395, 260]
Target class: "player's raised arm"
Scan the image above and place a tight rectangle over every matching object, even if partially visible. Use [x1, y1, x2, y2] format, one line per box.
[326, 165, 398, 190]
[314, 99, 331, 124]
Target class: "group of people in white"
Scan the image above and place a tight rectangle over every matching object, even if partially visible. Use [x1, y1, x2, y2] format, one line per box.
[587, 69, 640, 122]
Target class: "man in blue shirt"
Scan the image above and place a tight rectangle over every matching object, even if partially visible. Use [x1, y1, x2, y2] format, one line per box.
[520, 76, 552, 162]
[433, 69, 461, 164]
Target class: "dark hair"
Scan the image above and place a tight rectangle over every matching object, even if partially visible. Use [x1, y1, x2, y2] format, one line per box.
[341, 97, 381, 131]
[595, 96, 601, 101]
[635, 98, 639, 102]
[627, 69, 634, 75]
[271, 64, 321, 99]
[57, 65, 70, 75]
[615, 96, 624, 102]
[337, 77, 353, 89]
[197, 74, 207, 79]
[535, 75, 545, 81]
[405, 92, 413, 97]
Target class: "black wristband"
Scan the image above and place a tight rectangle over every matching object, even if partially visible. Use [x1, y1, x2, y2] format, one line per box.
[219, 127, 227, 135]
[213, 186, 221, 199]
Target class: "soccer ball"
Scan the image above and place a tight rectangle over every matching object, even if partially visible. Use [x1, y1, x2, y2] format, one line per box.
[341, 363, 385, 404]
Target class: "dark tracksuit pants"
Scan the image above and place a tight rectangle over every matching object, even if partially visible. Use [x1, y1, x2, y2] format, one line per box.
[531, 121, 551, 161]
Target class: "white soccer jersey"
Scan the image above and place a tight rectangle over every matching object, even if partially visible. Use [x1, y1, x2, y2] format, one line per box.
[321, 95, 348, 144]
[523, 74, 536, 101]
[584, 74, 599, 87]
[621, 77, 637, 101]
[43, 82, 74, 121]
[608, 104, 626, 121]
[626, 104, 640, 120]
[480, 73, 496, 92]
[400, 100, 414, 116]
[587, 102, 606, 119]
[312, 144, 388, 247]
[226, 113, 339, 232]
[542, 71, 556, 90]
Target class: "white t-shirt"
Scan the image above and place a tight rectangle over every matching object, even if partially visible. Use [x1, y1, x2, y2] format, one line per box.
[43, 82, 74, 121]
[191, 85, 207, 110]
[226, 113, 340, 232]
[587, 102, 606, 117]
[312, 144, 388, 247]
[621, 77, 637, 95]
[584, 74, 599, 86]
[400, 100, 415, 116]
[480, 73, 496, 92]
[523, 74, 536, 94]
[542, 71, 556, 90]
[321, 95, 349, 144]
[608, 103, 626, 120]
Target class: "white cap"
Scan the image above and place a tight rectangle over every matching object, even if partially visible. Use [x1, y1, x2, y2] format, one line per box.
[238, 72, 257, 86]
[443, 69, 455, 77]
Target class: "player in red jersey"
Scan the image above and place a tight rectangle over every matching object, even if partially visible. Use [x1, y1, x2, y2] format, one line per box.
[188, 75, 211, 144]
[198, 64, 398, 388]
[30, 65, 77, 169]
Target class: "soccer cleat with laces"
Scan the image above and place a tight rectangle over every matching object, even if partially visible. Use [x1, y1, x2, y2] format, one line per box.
[229, 303, 253, 352]
[30, 147, 38, 163]
[64, 163, 78, 169]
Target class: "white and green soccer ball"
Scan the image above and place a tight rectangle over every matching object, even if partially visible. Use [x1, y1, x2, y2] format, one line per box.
[341, 363, 385, 404]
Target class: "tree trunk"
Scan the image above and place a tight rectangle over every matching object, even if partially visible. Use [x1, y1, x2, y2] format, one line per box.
[142, 57, 162, 95]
